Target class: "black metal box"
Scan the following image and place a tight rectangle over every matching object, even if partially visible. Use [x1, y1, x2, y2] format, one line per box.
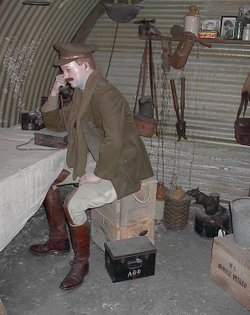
[104, 236, 157, 283]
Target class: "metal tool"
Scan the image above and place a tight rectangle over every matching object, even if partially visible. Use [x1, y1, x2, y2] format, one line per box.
[170, 77, 187, 141]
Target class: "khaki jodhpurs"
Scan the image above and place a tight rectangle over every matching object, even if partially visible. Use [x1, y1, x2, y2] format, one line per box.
[56, 154, 117, 225]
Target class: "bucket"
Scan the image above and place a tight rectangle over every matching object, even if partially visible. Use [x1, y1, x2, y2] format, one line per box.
[133, 113, 157, 138]
[231, 197, 250, 249]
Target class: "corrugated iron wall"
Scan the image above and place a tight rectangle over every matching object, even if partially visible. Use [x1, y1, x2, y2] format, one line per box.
[0, 0, 100, 127]
[0, 0, 249, 202]
[87, 0, 250, 201]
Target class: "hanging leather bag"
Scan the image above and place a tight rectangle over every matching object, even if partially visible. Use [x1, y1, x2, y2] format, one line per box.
[170, 31, 212, 69]
[234, 72, 250, 146]
[133, 37, 159, 137]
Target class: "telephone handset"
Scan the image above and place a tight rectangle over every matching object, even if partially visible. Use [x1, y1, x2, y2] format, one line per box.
[59, 84, 71, 98]
[58, 84, 72, 130]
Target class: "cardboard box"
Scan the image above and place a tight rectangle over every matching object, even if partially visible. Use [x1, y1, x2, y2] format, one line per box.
[199, 30, 217, 38]
[94, 177, 157, 227]
[91, 208, 155, 251]
[210, 234, 250, 310]
[104, 236, 157, 282]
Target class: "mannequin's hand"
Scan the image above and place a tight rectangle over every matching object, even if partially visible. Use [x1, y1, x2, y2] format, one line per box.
[51, 74, 66, 97]
[79, 172, 101, 185]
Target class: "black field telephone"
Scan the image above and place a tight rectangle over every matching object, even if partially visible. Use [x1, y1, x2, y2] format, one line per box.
[20, 84, 72, 130]
[20, 110, 45, 130]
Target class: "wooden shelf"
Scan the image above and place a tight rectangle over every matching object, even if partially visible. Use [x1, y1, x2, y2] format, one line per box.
[194, 38, 250, 45]
[150, 35, 250, 45]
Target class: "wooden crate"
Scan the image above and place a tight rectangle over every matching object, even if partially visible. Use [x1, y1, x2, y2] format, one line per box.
[0, 299, 7, 315]
[94, 177, 157, 227]
[34, 128, 68, 148]
[210, 234, 250, 310]
[91, 208, 155, 251]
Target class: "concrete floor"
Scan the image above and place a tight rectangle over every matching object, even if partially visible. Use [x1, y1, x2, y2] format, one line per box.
[0, 187, 249, 315]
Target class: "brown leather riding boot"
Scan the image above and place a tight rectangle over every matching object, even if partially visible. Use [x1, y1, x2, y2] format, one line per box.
[59, 221, 90, 290]
[29, 187, 70, 255]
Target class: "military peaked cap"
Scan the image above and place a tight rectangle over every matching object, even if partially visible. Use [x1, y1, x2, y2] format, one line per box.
[53, 42, 97, 66]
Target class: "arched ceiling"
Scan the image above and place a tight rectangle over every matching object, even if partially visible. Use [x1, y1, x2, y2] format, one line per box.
[1, 0, 250, 202]
[0, 0, 143, 127]
[0, 0, 98, 126]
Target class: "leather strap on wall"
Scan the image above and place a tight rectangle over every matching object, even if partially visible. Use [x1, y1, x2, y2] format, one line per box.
[236, 90, 248, 119]
[134, 36, 158, 122]
[236, 72, 250, 119]
[237, 72, 250, 119]
[148, 37, 159, 120]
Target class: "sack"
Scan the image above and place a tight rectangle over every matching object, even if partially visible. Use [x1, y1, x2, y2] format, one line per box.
[234, 118, 250, 146]
[234, 73, 250, 146]
[134, 113, 157, 138]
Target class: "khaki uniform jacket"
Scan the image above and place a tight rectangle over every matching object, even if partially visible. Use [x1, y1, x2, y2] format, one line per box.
[42, 71, 153, 199]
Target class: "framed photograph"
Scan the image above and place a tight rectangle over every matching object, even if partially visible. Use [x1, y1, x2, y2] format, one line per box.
[201, 19, 221, 32]
[220, 16, 236, 39]
[243, 6, 250, 23]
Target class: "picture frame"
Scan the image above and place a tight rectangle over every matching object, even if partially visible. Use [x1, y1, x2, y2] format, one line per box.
[220, 16, 236, 39]
[201, 19, 221, 32]
[243, 6, 250, 23]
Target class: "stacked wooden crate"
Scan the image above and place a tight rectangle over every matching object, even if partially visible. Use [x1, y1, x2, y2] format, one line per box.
[210, 234, 250, 310]
[91, 177, 157, 251]
[0, 299, 7, 315]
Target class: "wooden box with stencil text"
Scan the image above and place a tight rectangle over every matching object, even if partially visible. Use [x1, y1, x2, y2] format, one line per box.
[210, 234, 250, 310]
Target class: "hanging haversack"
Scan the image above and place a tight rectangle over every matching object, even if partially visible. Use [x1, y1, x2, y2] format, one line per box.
[234, 71, 250, 146]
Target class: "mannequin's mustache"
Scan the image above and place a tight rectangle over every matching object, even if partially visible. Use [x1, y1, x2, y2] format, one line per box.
[65, 78, 73, 83]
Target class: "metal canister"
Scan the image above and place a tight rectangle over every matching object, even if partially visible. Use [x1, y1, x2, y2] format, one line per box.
[242, 24, 250, 40]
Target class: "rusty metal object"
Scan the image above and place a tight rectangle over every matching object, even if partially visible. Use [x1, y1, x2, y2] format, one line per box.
[170, 78, 187, 141]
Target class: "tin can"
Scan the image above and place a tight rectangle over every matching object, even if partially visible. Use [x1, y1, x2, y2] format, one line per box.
[242, 24, 250, 40]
